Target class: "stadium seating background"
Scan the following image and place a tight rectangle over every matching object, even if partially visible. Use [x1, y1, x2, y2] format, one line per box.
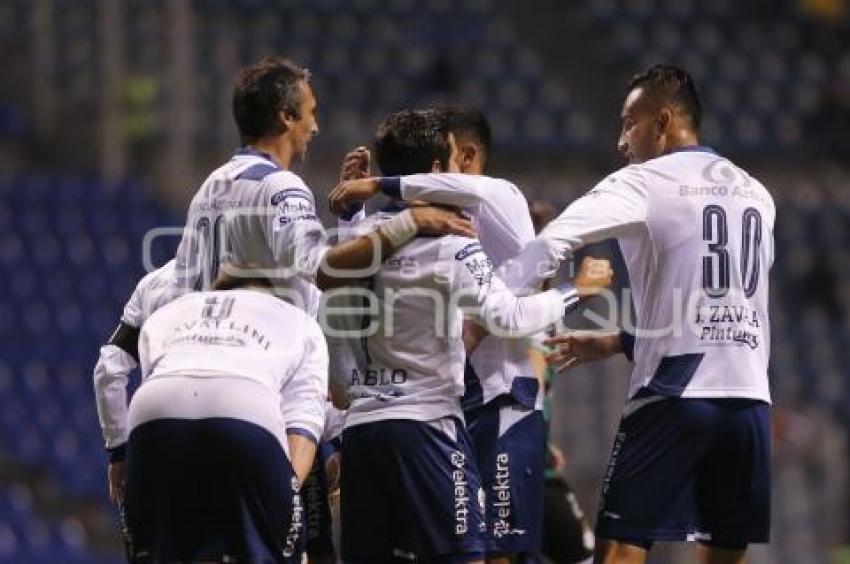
[1, 0, 848, 562]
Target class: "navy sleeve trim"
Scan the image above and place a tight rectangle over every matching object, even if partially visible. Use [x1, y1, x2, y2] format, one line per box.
[378, 177, 402, 198]
[108, 322, 140, 364]
[107, 444, 126, 463]
[286, 427, 319, 445]
[340, 201, 364, 221]
[619, 330, 635, 362]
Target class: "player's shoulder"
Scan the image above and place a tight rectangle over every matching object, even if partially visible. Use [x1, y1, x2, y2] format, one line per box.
[262, 169, 310, 193]
[589, 164, 647, 198]
[140, 259, 177, 290]
[470, 174, 526, 200]
[261, 171, 316, 211]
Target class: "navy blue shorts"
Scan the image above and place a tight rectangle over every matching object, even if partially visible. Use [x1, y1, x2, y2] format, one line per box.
[465, 399, 546, 555]
[596, 398, 771, 550]
[302, 445, 335, 557]
[340, 417, 485, 562]
[124, 417, 302, 563]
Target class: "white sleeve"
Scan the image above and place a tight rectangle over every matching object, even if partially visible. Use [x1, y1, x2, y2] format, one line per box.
[264, 175, 330, 279]
[450, 241, 578, 337]
[381, 173, 495, 209]
[500, 167, 649, 289]
[280, 319, 330, 444]
[120, 281, 145, 327]
[92, 344, 138, 449]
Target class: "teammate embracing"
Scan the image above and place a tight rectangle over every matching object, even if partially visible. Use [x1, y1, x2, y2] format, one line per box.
[523, 65, 774, 564]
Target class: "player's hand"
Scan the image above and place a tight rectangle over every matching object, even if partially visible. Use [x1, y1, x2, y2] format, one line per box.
[108, 461, 126, 505]
[340, 146, 370, 181]
[574, 257, 613, 298]
[410, 204, 476, 238]
[544, 331, 622, 373]
[328, 178, 380, 216]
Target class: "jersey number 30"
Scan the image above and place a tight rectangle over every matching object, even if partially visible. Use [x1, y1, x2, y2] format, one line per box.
[702, 205, 762, 299]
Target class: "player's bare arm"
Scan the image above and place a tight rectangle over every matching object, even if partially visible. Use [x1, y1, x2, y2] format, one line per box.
[328, 177, 380, 216]
[287, 432, 319, 484]
[316, 204, 476, 289]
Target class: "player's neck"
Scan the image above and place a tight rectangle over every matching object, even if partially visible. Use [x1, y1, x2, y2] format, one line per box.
[664, 129, 700, 153]
[249, 137, 294, 170]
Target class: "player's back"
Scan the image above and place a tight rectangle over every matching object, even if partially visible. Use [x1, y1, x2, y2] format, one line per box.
[174, 148, 324, 315]
[331, 208, 472, 428]
[618, 147, 775, 402]
[140, 289, 320, 392]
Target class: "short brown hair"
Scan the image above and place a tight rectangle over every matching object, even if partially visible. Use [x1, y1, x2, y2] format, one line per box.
[232, 56, 310, 144]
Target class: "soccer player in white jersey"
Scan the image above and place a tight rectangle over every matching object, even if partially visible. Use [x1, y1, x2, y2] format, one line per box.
[174, 57, 473, 312]
[329, 110, 608, 564]
[514, 66, 773, 564]
[330, 106, 610, 563]
[92, 259, 187, 505]
[122, 270, 328, 563]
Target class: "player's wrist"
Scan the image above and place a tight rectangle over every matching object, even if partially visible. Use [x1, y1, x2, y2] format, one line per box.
[377, 208, 417, 250]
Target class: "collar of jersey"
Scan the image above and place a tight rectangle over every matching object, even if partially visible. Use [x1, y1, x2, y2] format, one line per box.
[665, 144, 716, 155]
[233, 146, 278, 164]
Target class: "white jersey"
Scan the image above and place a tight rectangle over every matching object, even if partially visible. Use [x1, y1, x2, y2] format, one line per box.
[385, 174, 541, 408]
[328, 207, 576, 429]
[506, 147, 775, 403]
[136, 289, 329, 444]
[174, 147, 325, 316]
[93, 260, 186, 449]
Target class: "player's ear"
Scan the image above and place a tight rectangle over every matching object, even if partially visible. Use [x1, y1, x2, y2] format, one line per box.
[461, 145, 476, 169]
[280, 110, 295, 132]
[430, 159, 443, 172]
[656, 108, 672, 134]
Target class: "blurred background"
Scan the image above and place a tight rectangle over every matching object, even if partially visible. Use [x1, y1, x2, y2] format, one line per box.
[0, 0, 848, 562]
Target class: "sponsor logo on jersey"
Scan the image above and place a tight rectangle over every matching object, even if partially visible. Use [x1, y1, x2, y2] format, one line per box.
[455, 242, 483, 261]
[272, 188, 318, 229]
[694, 303, 761, 349]
[271, 188, 313, 207]
[462, 254, 494, 287]
[201, 296, 235, 321]
[303, 459, 325, 540]
[491, 452, 526, 538]
[599, 431, 626, 513]
[282, 477, 303, 558]
[451, 451, 471, 535]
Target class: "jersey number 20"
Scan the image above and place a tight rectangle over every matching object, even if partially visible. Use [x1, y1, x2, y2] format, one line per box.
[702, 205, 762, 298]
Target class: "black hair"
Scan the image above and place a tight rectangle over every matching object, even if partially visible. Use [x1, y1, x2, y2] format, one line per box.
[374, 109, 451, 176]
[232, 56, 310, 144]
[628, 64, 702, 130]
[435, 104, 492, 168]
